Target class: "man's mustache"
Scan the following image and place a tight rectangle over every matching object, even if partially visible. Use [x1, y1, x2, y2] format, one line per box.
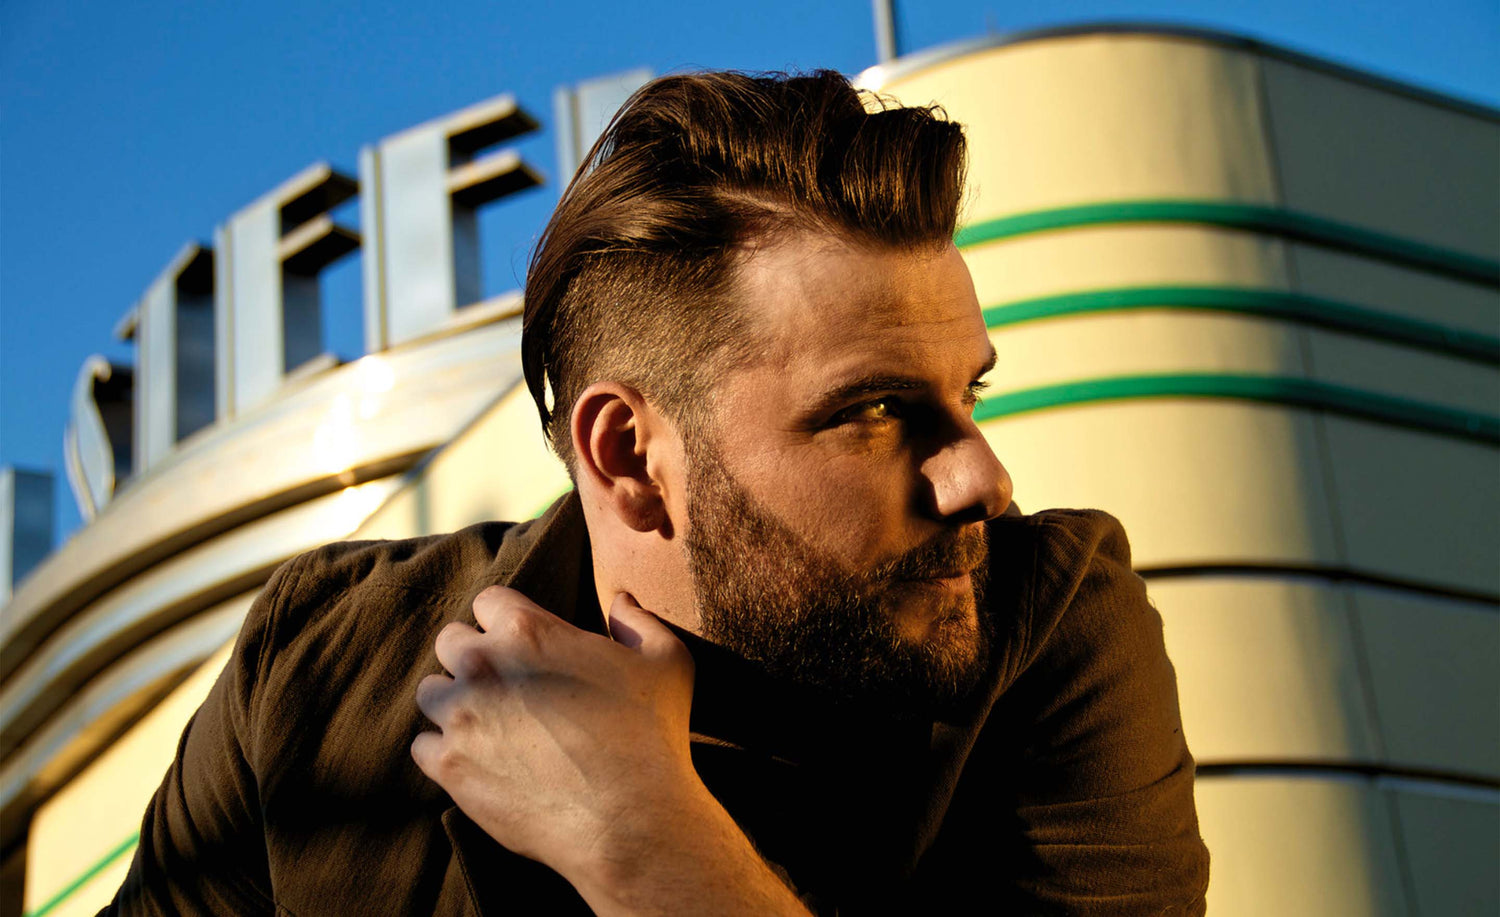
[868, 524, 989, 583]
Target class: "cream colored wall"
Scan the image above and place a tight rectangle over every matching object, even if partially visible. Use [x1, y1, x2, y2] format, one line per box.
[961, 223, 1294, 300]
[979, 400, 1340, 567]
[869, 34, 1280, 217]
[881, 30, 1500, 915]
[976, 378, 1487, 599]
[1197, 776, 1409, 917]
[983, 309, 1308, 386]
[1392, 785, 1500, 915]
[1321, 419, 1498, 593]
[878, 31, 1498, 588]
[1304, 329, 1497, 415]
[23, 638, 238, 917]
[1262, 59, 1500, 262]
[1153, 577, 1380, 765]
[1288, 244, 1500, 338]
[355, 383, 569, 541]
[964, 228, 1499, 421]
[1196, 775, 1500, 917]
[982, 310, 1497, 417]
[1154, 576, 1498, 778]
[1354, 591, 1500, 777]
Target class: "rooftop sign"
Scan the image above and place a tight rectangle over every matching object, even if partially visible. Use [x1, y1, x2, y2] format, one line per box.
[59, 71, 651, 526]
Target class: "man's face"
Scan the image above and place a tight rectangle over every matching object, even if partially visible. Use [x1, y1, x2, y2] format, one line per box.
[682, 232, 1011, 715]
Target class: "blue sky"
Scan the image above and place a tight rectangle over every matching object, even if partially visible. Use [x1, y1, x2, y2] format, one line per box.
[2, 0, 1496, 544]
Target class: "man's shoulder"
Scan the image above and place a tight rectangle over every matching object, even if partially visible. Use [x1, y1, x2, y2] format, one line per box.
[983, 507, 1142, 655]
[272, 519, 523, 607]
[224, 521, 536, 749]
[243, 519, 532, 668]
[987, 506, 1133, 579]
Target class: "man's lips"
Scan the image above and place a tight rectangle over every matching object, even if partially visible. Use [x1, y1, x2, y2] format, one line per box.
[898, 571, 974, 594]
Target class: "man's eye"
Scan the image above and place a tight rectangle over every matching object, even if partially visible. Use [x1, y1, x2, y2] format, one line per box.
[837, 398, 901, 425]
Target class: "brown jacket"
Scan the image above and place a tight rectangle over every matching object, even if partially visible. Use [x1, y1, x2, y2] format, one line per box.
[106, 494, 1209, 915]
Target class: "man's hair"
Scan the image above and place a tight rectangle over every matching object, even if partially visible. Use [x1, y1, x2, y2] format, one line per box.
[521, 70, 967, 470]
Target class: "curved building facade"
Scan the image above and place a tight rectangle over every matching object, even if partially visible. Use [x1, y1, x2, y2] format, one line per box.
[3, 26, 1496, 916]
[863, 27, 1500, 916]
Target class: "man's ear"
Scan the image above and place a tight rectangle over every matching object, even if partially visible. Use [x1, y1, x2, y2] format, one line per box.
[571, 382, 676, 534]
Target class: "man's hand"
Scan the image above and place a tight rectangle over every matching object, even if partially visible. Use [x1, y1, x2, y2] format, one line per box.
[412, 587, 810, 916]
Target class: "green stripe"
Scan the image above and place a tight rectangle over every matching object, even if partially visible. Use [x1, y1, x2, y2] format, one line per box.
[973, 373, 1500, 444]
[24, 832, 139, 917]
[955, 201, 1500, 286]
[980, 286, 1500, 364]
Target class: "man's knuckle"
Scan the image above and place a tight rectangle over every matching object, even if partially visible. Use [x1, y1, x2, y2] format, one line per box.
[478, 585, 528, 613]
[499, 608, 546, 649]
[449, 702, 476, 730]
[434, 743, 465, 775]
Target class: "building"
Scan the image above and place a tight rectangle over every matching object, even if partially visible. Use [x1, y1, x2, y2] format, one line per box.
[2, 25, 1496, 916]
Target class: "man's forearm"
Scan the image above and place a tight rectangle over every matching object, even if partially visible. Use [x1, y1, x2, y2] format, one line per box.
[567, 783, 811, 917]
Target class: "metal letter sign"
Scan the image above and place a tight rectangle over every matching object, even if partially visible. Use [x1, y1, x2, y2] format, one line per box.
[359, 94, 541, 351]
[552, 68, 652, 186]
[58, 87, 561, 518]
[123, 243, 216, 473]
[63, 356, 132, 520]
[214, 163, 359, 419]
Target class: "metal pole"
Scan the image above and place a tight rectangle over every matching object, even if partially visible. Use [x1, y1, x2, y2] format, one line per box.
[873, 0, 899, 64]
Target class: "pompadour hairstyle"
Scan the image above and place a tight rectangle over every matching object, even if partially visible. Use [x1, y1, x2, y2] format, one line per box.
[521, 70, 967, 470]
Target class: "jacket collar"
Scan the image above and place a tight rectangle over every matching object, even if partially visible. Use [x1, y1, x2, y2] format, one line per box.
[466, 489, 606, 635]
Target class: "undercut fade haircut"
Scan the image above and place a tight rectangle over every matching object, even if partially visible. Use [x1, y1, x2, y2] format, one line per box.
[522, 70, 968, 471]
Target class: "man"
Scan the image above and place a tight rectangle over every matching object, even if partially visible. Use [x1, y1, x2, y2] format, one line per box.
[107, 71, 1209, 915]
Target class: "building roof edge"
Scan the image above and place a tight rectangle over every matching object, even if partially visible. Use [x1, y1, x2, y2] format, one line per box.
[854, 21, 1500, 122]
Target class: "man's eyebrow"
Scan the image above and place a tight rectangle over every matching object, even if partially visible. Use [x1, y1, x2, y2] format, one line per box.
[805, 374, 928, 414]
[807, 349, 1000, 414]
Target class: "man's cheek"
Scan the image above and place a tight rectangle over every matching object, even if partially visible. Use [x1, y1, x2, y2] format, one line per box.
[793, 490, 901, 569]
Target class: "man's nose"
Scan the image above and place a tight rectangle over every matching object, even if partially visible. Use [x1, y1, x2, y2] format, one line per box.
[925, 422, 1012, 523]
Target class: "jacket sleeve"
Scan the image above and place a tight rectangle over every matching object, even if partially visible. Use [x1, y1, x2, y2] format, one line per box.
[100, 557, 306, 916]
[920, 510, 1210, 914]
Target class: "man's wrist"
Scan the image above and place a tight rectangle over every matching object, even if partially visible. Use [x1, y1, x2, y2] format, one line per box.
[569, 780, 810, 917]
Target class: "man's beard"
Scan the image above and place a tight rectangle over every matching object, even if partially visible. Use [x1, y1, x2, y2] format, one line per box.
[683, 441, 992, 718]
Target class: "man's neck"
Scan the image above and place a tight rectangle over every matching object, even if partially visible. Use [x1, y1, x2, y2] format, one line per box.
[590, 551, 704, 638]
